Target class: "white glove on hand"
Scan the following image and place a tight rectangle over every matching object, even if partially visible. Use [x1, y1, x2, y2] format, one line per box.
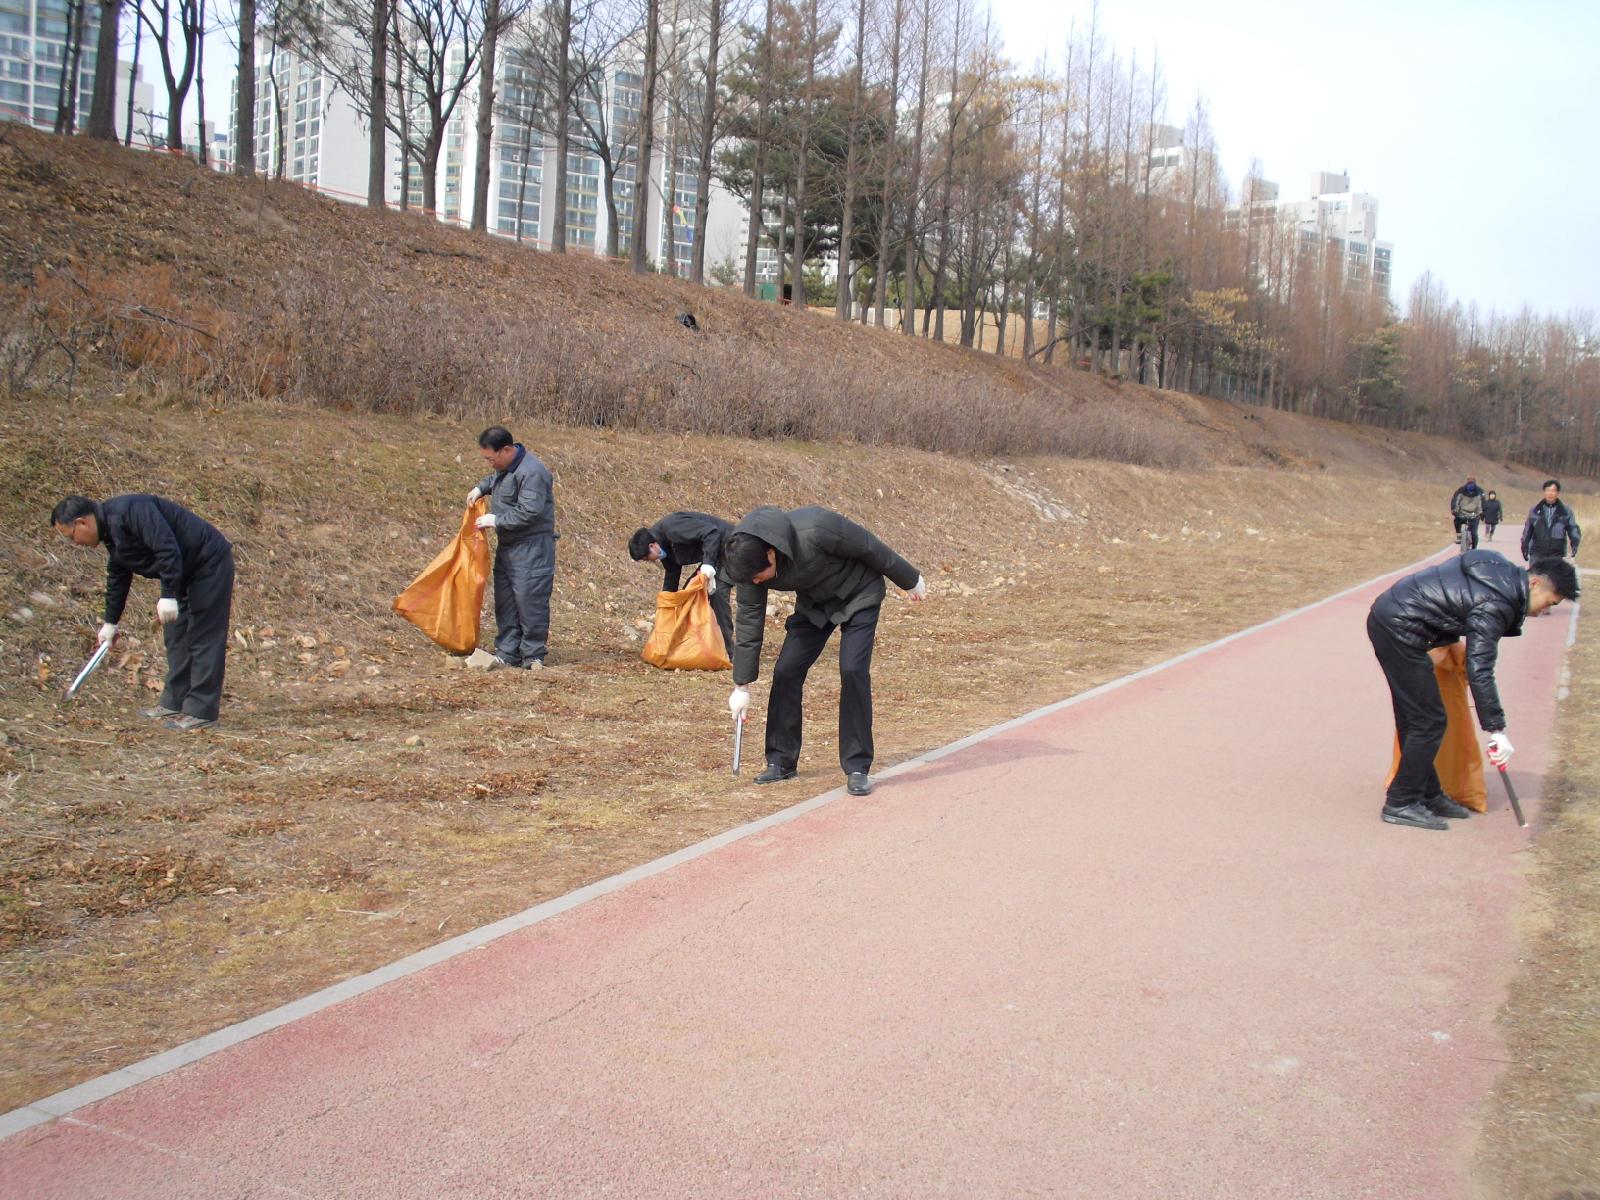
[1486, 732, 1514, 768]
[466, 486, 482, 504]
[97, 622, 118, 646]
[475, 513, 497, 529]
[699, 563, 717, 594]
[728, 686, 750, 721]
[156, 598, 180, 624]
[906, 575, 928, 602]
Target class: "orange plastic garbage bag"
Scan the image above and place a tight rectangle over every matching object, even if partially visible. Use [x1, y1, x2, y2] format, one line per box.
[1386, 642, 1488, 813]
[641, 573, 731, 671]
[393, 499, 490, 654]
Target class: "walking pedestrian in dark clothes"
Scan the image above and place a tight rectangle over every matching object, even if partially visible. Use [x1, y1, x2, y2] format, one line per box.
[1482, 491, 1503, 541]
[1520, 479, 1581, 562]
[467, 426, 557, 668]
[628, 512, 735, 652]
[721, 506, 927, 797]
[52, 494, 235, 730]
[1366, 550, 1577, 830]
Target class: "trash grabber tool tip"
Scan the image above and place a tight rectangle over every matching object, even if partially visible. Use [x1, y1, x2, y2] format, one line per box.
[1495, 763, 1527, 828]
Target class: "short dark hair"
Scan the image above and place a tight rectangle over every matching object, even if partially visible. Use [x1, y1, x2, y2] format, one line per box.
[1531, 557, 1580, 601]
[1542, 479, 1561, 492]
[627, 528, 654, 561]
[478, 425, 514, 451]
[723, 532, 772, 584]
[51, 496, 95, 526]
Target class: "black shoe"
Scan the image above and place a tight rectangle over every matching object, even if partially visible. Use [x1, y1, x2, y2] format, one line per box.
[1382, 802, 1449, 831]
[754, 764, 797, 785]
[846, 772, 873, 796]
[1422, 793, 1472, 819]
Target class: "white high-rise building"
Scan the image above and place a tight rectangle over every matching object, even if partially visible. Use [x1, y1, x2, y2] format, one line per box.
[0, 0, 150, 140]
[1226, 170, 1394, 299]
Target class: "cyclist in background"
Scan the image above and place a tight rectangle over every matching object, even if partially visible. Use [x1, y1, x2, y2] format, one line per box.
[1450, 476, 1485, 550]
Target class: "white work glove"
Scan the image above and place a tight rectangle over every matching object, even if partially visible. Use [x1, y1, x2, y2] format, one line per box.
[906, 575, 928, 602]
[728, 686, 750, 721]
[97, 622, 118, 646]
[466, 486, 482, 504]
[699, 563, 717, 594]
[1486, 732, 1514, 768]
[156, 598, 180, 624]
[475, 513, 497, 529]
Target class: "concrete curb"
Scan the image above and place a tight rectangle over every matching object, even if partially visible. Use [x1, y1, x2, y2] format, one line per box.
[0, 544, 1459, 1144]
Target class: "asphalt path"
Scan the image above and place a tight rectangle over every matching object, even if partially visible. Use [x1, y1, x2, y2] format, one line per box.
[1, 544, 1579, 1198]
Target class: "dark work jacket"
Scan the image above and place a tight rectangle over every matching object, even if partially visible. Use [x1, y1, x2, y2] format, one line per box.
[1450, 483, 1484, 518]
[649, 511, 733, 591]
[96, 495, 232, 624]
[1370, 550, 1528, 731]
[1520, 499, 1580, 562]
[476, 444, 556, 545]
[732, 506, 920, 686]
[1482, 498, 1503, 524]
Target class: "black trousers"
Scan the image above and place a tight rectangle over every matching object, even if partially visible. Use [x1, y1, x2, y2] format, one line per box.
[765, 605, 880, 775]
[1453, 516, 1480, 548]
[160, 549, 235, 722]
[1366, 608, 1445, 807]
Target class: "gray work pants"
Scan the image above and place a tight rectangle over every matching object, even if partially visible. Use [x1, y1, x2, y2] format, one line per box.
[493, 534, 555, 666]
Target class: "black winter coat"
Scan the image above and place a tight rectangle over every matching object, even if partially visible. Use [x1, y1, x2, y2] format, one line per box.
[96, 495, 232, 624]
[1520, 499, 1580, 562]
[1370, 550, 1528, 731]
[732, 506, 920, 685]
[648, 511, 733, 591]
[1482, 498, 1503, 524]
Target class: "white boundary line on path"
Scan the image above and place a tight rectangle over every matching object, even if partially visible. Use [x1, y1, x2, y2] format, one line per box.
[0, 544, 1456, 1144]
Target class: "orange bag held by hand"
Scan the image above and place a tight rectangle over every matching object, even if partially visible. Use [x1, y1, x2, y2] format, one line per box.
[393, 499, 490, 654]
[1385, 642, 1488, 813]
[641, 573, 731, 671]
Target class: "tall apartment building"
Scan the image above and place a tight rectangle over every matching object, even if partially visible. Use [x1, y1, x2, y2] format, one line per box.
[1227, 170, 1394, 299]
[0, 0, 150, 140]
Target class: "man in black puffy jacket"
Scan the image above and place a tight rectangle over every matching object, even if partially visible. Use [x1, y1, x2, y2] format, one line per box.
[52, 494, 235, 730]
[722, 506, 927, 796]
[1366, 550, 1578, 830]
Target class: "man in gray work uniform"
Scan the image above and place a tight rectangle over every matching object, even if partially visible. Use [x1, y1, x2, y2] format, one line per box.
[467, 426, 557, 668]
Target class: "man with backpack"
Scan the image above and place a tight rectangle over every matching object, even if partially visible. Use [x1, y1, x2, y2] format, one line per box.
[1520, 479, 1581, 563]
[1367, 550, 1579, 830]
[1450, 476, 1485, 549]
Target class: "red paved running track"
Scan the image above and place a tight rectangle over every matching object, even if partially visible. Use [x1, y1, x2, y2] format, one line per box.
[1, 551, 1576, 1198]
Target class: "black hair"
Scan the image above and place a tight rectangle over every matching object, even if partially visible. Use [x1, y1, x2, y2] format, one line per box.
[722, 532, 773, 584]
[1542, 479, 1561, 492]
[478, 425, 515, 451]
[51, 496, 96, 526]
[627, 528, 654, 561]
[1531, 557, 1580, 601]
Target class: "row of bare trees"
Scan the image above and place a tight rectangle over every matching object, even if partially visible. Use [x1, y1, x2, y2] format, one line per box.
[40, 0, 1600, 470]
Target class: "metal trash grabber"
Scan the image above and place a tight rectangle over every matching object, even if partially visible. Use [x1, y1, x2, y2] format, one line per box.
[62, 639, 113, 702]
[732, 713, 745, 776]
[1494, 763, 1528, 828]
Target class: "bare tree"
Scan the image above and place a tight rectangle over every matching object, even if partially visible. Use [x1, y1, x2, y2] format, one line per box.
[832, 0, 865, 318]
[86, 0, 122, 140]
[628, 0, 659, 271]
[233, 0, 257, 171]
[138, 0, 203, 149]
[53, 0, 88, 135]
[739, 0, 773, 294]
[687, 0, 726, 283]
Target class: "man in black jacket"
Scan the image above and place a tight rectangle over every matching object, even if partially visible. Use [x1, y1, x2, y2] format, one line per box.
[722, 506, 926, 796]
[52, 494, 235, 730]
[1366, 550, 1578, 830]
[1482, 491, 1503, 542]
[628, 512, 735, 651]
[1520, 479, 1581, 562]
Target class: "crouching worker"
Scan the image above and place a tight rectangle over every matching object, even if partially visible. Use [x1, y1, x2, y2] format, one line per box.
[628, 512, 735, 651]
[52, 494, 235, 731]
[1366, 550, 1578, 830]
[722, 506, 927, 797]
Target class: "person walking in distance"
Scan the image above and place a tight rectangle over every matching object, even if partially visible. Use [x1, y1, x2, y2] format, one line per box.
[52, 494, 235, 730]
[1520, 479, 1581, 563]
[721, 506, 927, 797]
[628, 512, 735, 652]
[1482, 490, 1503, 542]
[1366, 550, 1578, 830]
[467, 426, 557, 668]
[1450, 475, 1485, 550]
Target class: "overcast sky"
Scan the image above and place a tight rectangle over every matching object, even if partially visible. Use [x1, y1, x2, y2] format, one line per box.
[989, 0, 1599, 319]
